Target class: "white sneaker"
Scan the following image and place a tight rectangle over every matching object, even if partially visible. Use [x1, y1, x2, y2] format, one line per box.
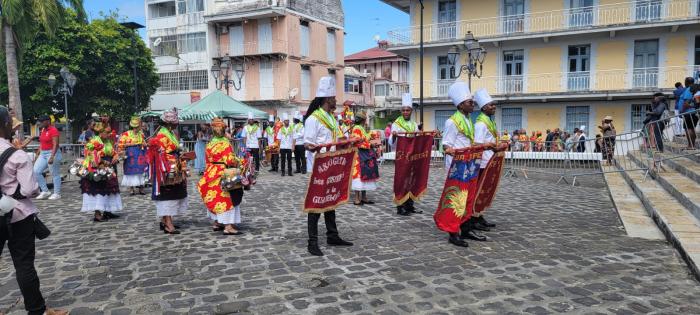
[36, 191, 51, 200]
[48, 194, 61, 200]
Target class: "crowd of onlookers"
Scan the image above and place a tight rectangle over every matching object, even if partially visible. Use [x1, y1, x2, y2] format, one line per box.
[503, 127, 590, 153]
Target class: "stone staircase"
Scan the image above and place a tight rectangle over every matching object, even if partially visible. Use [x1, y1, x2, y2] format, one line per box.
[606, 150, 700, 281]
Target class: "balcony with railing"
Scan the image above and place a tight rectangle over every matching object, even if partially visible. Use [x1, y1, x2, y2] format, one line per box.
[224, 39, 288, 57]
[386, 65, 697, 100]
[386, 0, 698, 48]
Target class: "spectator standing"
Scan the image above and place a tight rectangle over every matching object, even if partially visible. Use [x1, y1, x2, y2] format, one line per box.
[0, 107, 67, 315]
[673, 82, 685, 136]
[576, 128, 587, 152]
[33, 116, 62, 200]
[599, 116, 616, 165]
[644, 92, 668, 152]
[679, 77, 698, 149]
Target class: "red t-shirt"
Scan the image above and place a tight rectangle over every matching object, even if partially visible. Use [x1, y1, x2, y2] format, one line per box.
[40, 126, 60, 150]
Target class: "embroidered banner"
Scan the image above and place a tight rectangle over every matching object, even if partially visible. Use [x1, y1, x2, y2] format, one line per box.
[474, 151, 505, 214]
[393, 134, 434, 205]
[303, 147, 357, 213]
[123, 145, 148, 175]
[433, 147, 484, 233]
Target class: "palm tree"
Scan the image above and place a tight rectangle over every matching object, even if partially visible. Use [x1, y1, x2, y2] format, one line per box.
[1, 0, 86, 135]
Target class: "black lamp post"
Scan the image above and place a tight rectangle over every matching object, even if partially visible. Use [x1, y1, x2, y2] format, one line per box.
[419, 0, 424, 125]
[48, 67, 76, 144]
[447, 31, 487, 92]
[211, 55, 245, 95]
[120, 22, 145, 112]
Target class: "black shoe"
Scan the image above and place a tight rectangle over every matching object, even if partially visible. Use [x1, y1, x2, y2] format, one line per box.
[160, 223, 181, 230]
[288, 172, 293, 176]
[104, 212, 120, 219]
[448, 234, 469, 247]
[397, 207, 411, 216]
[295, 170, 301, 174]
[461, 230, 487, 242]
[327, 237, 353, 246]
[301, 171, 307, 174]
[473, 221, 491, 232]
[478, 216, 496, 228]
[308, 243, 324, 256]
[282, 173, 286, 177]
[223, 230, 244, 236]
[164, 228, 181, 235]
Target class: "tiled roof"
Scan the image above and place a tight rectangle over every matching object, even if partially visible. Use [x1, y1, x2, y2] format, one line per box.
[345, 47, 399, 61]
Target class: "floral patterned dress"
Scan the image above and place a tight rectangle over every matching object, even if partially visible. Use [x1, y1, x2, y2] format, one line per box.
[148, 127, 188, 216]
[80, 136, 122, 213]
[118, 129, 147, 186]
[350, 125, 379, 191]
[197, 137, 244, 218]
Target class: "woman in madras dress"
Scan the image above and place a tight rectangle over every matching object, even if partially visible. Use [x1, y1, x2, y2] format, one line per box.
[350, 112, 379, 206]
[148, 108, 190, 234]
[80, 121, 123, 222]
[118, 116, 147, 195]
[198, 118, 244, 235]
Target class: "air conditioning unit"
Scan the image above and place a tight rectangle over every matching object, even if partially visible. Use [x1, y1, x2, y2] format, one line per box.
[220, 25, 229, 34]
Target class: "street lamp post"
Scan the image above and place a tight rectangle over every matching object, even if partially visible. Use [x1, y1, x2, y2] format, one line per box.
[419, 0, 425, 125]
[48, 67, 77, 144]
[120, 22, 145, 112]
[447, 31, 487, 92]
[211, 55, 245, 95]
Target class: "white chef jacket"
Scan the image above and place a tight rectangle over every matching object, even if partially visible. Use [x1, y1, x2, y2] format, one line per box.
[390, 119, 419, 150]
[442, 112, 473, 169]
[303, 114, 336, 169]
[293, 122, 305, 145]
[279, 125, 294, 150]
[474, 121, 495, 169]
[241, 125, 262, 149]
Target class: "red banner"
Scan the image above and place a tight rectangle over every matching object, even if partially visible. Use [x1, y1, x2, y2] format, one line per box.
[393, 134, 434, 204]
[433, 147, 484, 233]
[474, 151, 506, 214]
[303, 147, 357, 213]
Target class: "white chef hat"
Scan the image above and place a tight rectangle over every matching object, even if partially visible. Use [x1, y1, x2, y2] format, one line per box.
[248, 112, 253, 120]
[268, 114, 274, 122]
[282, 113, 289, 121]
[316, 76, 336, 98]
[401, 93, 413, 108]
[473, 89, 493, 108]
[448, 82, 471, 107]
[337, 114, 342, 120]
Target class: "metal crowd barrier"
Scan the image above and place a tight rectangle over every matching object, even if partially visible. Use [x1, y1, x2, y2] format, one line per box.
[643, 110, 700, 173]
[503, 130, 652, 186]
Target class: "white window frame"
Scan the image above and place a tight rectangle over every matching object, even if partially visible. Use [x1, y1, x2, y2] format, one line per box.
[565, 106, 590, 133]
[158, 70, 208, 92]
[327, 29, 336, 62]
[501, 107, 523, 132]
[301, 65, 311, 100]
[300, 21, 310, 57]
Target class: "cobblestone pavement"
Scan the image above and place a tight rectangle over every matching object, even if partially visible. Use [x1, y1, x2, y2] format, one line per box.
[1, 165, 699, 315]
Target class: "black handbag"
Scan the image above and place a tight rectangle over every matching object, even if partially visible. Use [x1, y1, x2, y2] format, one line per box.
[33, 215, 51, 240]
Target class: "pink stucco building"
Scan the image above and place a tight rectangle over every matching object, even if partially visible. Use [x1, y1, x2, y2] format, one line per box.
[205, 0, 345, 116]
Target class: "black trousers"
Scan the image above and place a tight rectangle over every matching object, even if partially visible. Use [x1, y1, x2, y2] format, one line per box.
[652, 124, 665, 152]
[249, 148, 260, 171]
[270, 153, 279, 171]
[0, 215, 46, 315]
[307, 211, 339, 244]
[280, 149, 292, 174]
[294, 145, 306, 173]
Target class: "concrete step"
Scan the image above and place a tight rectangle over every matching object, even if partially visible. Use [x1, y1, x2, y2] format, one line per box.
[629, 153, 700, 223]
[658, 153, 700, 186]
[663, 142, 700, 163]
[603, 172, 664, 240]
[618, 161, 700, 281]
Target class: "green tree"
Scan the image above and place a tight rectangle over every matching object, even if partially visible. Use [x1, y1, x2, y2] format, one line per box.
[1, 0, 86, 134]
[0, 10, 159, 139]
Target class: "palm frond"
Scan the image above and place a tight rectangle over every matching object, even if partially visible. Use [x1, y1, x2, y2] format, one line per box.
[31, 0, 62, 36]
[61, 0, 86, 22]
[1, 0, 26, 25]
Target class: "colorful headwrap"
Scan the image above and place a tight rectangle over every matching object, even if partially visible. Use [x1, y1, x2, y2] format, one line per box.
[129, 115, 141, 128]
[162, 107, 179, 125]
[92, 121, 109, 133]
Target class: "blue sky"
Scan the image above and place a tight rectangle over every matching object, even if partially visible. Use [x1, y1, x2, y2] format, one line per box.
[83, 0, 409, 55]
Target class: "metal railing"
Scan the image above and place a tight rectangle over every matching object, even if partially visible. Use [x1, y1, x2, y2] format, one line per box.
[395, 65, 697, 99]
[226, 39, 288, 56]
[642, 109, 700, 172]
[387, 0, 698, 47]
[503, 130, 652, 186]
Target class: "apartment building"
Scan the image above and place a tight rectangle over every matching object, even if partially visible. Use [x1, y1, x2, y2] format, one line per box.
[146, 0, 212, 111]
[382, 0, 700, 134]
[344, 40, 410, 127]
[205, 0, 344, 116]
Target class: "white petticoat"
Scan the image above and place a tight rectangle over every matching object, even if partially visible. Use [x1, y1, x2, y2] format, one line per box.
[121, 174, 145, 187]
[351, 178, 377, 191]
[155, 198, 188, 217]
[81, 194, 123, 212]
[207, 206, 241, 225]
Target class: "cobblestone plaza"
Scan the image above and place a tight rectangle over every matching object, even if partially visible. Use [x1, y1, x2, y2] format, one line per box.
[1, 166, 699, 314]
